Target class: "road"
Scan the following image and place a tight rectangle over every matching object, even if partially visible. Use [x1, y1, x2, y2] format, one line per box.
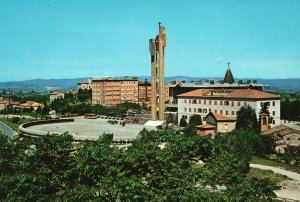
[250, 163, 300, 201]
[0, 121, 16, 138]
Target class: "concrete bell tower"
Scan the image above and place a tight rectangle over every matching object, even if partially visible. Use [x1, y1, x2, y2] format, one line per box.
[149, 23, 167, 121]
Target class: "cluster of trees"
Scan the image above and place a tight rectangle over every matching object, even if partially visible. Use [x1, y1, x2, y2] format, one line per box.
[281, 98, 300, 121]
[0, 91, 48, 104]
[1, 105, 50, 118]
[0, 127, 278, 201]
[236, 105, 260, 131]
[77, 89, 92, 102]
[50, 96, 144, 117]
[179, 114, 202, 128]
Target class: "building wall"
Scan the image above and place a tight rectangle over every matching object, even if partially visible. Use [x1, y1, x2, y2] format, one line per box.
[217, 122, 236, 133]
[255, 100, 281, 127]
[282, 133, 300, 147]
[178, 97, 280, 128]
[138, 85, 151, 102]
[78, 83, 92, 90]
[0, 103, 6, 111]
[92, 79, 138, 106]
[50, 93, 64, 102]
[196, 128, 216, 137]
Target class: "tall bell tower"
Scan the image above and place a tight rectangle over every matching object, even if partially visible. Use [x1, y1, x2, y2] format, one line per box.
[149, 23, 167, 121]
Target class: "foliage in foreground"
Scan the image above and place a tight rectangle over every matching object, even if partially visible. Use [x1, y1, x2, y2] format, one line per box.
[0, 129, 279, 201]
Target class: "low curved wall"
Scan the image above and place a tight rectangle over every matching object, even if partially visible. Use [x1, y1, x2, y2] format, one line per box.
[19, 118, 75, 137]
[18, 118, 135, 143]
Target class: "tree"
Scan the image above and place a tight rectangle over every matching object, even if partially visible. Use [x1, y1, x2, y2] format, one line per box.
[0, 128, 278, 201]
[236, 106, 259, 131]
[174, 113, 178, 124]
[179, 116, 187, 127]
[188, 114, 202, 128]
[0, 132, 7, 146]
[281, 98, 300, 121]
[166, 113, 175, 125]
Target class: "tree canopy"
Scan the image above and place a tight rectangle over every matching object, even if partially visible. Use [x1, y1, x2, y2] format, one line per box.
[0, 128, 278, 201]
[236, 106, 259, 131]
[188, 114, 202, 128]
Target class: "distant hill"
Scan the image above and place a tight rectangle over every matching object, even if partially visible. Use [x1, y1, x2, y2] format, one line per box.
[0, 77, 299, 92]
[257, 78, 300, 92]
[0, 78, 88, 92]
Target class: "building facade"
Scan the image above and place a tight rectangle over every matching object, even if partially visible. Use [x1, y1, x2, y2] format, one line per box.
[168, 65, 265, 104]
[196, 112, 236, 138]
[92, 76, 138, 106]
[138, 80, 151, 103]
[169, 81, 265, 104]
[77, 79, 92, 90]
[262, 125, 300, 153]
[0, 97, 11, 111]
[50, 92, 65, 102]
[177, 89, 280, 128]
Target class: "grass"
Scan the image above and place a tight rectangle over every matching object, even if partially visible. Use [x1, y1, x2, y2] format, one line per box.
[246, 168, 288, 184]
[251, 156, 300, 174]
[0, 118, 33, 131]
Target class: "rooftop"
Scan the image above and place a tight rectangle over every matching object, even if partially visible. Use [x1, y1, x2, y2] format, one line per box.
[195, 123, 216, 129]
[178, 89, 280, 100]
[262, 124, 300, 140]
[92, 76, 138, 81]
[209, 112, 236, 121]
[170, 82, 265, 88]
[50, 91, 64, 95]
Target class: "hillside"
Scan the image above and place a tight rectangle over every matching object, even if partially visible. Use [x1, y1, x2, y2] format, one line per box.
[0, 77, 299, 92]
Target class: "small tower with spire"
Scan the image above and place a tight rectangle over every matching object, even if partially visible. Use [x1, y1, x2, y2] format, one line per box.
[223, 63, 234, 84]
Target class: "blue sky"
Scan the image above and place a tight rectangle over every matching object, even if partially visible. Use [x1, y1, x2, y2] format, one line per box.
[0, 0, 300, 81]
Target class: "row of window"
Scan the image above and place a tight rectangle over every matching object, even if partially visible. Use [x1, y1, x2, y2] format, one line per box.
[261, 101, 276, 107]
[184, 99, 248, 107]
[184, 107, 277, 116]
[184, 107, 237, 116]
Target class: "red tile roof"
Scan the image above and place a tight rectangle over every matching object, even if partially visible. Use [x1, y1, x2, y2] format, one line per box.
[210, 112, 236, 121]
[195, 123, 216, 129]
[262, 124, 300, 140]
[9, 101, 20, 105]
[50, 91, 64, 95]
[178, 89, 280, 99]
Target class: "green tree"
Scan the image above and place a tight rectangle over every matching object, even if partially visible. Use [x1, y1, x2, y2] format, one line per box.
[0, 128, 278, 201]
[179, 116, 187, 127]
[0, 132, 7, 146]
[166, 113, 175, 125]
[236, 106, 259, 131]
[188, 114, 202, 128]
[174, 112, 178, 124]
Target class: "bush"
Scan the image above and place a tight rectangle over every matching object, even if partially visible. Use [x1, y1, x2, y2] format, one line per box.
[11, 117, 20, 124]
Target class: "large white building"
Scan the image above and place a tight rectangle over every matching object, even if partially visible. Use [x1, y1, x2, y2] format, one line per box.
[177, 88, 281, 128]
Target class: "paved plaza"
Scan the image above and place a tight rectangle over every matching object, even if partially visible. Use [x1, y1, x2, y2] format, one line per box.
[26, 116, 156, 140]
